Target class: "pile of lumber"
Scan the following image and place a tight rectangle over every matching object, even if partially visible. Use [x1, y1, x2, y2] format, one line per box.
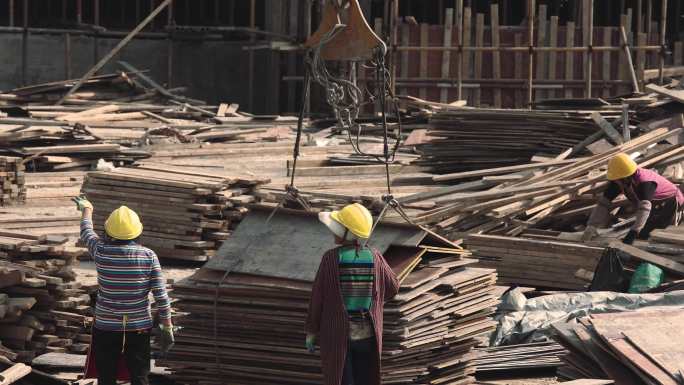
[405, 108, 617, 174]
[553, 308, 684, 383]
[473, 341, 566, 373]
[382, 263, 498, 384]
[81, 166, 268, 262]
[398, 127, 683, 240]
[465, 235, 604, 290]
[160, 207, 497, 385]
[0, 157, 26, 206]
[0, 244, 94, 364]
[0, 66, 297, 172]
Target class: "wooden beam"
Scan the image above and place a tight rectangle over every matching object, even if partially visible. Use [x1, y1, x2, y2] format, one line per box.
[611, 241, 684, 276]
[619, 25, 640, 94]
[584, 0, 594, 98]
[473, 13, 484, 106]
[548, 15, 558, 99]
[491, 3, 502, 107]
[56, 0, 172, 105]
[536, 4, 547, 100]
[456, 0, 463, 100]
[590, 112, 624, 145]
[565, 21, 575, 99]
[658, 0, 667, 84]
[440, 8, 454, 103]
[527, 0, 535, 107]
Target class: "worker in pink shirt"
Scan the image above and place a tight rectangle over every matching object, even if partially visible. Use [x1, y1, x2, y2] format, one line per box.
[584, 153, 683, 244]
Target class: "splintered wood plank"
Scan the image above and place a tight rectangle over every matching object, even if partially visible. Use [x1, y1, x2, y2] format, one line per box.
[602, 27, 612, 98]
[514, 33, 523, 108]
[473, 13, 484, 106]
[548, 15, 558, 99]
[440, 9, 454, 103]
[565, 21, 576, 98]
[535, 4, 547, 100]
[491, 4, 502, 107]
[419, 23, 429, 100]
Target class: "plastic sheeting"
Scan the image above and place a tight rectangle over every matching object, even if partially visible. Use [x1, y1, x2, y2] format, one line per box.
[491, 288, 684, 345]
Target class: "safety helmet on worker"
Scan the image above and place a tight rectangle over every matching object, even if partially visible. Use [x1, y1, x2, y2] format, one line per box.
[319, 203, 373, 240]
[606, 153, 638, 181]
[105, 206, 143, 240]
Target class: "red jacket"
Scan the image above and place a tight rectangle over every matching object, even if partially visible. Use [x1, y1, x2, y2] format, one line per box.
[306, 247, 399, 385]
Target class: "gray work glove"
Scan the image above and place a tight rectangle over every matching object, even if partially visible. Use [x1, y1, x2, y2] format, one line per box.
[160, 324, 175, 355]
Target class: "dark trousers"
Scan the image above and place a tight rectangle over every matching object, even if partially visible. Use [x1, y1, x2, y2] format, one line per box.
[93, 327, 151, 385]
[341, 337, 376, 385]
[639, 197, 681, 239]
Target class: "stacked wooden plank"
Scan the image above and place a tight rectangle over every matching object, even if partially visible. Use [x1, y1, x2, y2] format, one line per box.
[0, 68, 298, 172]
[465, 235, 604, 290]
[473, 342, 566, 373]
[552, 309, 684, 383]
[81, 166, 268, 262]
[0, 157, 26, 206]
[382, 264, 498, 384]
[406, 108, 615, 174]
[159, 207, 497, 385]
[0, 241, 93, 364]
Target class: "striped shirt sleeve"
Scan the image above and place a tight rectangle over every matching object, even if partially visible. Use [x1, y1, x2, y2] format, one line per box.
[150, 254, 172, 322]
[80, 217, 102, 258]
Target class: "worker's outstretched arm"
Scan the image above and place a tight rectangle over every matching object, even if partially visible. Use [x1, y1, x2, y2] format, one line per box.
[74, 197, 101, 257]
[375, 250, 399, 301]
[150, 254, 172, 327]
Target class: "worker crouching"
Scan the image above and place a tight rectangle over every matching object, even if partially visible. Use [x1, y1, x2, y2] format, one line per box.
[584, 153, 684, 244]
[306, 203, 399, 385]
[73, 197, 174, 385]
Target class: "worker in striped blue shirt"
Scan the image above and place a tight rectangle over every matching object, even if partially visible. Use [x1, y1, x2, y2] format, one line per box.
[74, 196, 173, 385]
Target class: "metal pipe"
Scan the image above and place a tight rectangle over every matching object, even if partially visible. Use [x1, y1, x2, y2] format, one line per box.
[585, 0, 594, 98]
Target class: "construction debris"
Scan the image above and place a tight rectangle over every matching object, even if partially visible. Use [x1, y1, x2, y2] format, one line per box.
[553, 309, 684, 384]
[160, 206, 498, 385]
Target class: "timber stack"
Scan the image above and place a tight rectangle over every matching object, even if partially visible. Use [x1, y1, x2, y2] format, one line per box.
[0, 232, 93, 365]
[160, 207, 498, 385]
[0, 157, 26, 206]
[81, 166, 269, 262]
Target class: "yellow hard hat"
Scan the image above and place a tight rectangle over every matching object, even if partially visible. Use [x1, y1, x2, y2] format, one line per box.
[104, 206, 143, 240]
[329, 203, 373, 239]
[606, 153, 637, 181]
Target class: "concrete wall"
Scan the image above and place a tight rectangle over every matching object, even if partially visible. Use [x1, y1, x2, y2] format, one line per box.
[0, 33, 278, 113]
